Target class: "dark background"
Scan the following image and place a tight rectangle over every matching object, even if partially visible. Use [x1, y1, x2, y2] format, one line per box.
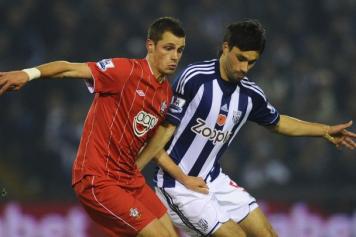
[0, 0, 355, 214]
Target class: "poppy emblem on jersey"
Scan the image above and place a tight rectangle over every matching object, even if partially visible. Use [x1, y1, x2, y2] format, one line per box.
[129, 208, 141, 219]
[96, 59, 114, 71]
[233, 110, 242, 124]
[216, 114, 227, 126]
[160, 101, 167, 114]
[133, 110, 158, 137]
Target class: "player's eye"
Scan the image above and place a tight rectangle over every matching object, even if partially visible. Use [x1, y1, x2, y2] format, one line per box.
[237, 55, 248, 62]
[164, 46, 174, 51]
[178, 47, 185, 54]
[248, 60, 256, 65]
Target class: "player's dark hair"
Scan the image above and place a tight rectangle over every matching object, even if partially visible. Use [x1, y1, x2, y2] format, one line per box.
[219, 19, 266, 56]
[148, 17, 185, 44]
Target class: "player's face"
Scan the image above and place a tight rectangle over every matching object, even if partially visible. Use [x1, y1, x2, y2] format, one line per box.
[220, 43, 259, 82]
[147, 31, 185, 77]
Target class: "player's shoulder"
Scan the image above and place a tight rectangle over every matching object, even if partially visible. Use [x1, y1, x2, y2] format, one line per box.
[186, 58, 217, 68]
[96, 57, 134, 70]
[176, 59, 217, 84]
[183, 59, 217, 76]
[173, 59, 217, 94]
[239, 77, 267, 101]
[113, 57, 140, 67]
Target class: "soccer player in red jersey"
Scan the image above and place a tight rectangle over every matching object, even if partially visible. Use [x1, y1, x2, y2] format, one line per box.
[0, 17, 206, 237]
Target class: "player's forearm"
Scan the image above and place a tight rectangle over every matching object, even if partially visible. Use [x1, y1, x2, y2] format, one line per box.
[36, 61, 92, 79]
[136, 123, 176, 170]
[272, 114, 329, 136]
[154, 150, 187, 184]
[0, 61, 92, 95]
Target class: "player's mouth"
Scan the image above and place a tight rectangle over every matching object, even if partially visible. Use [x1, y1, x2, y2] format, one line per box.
[168, 64, 177, 70]
[235, 72, 245, 79]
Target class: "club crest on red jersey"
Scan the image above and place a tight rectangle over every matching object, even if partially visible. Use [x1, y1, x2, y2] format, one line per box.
[133, 110, 158, 137]
[129, 208, 141, 219]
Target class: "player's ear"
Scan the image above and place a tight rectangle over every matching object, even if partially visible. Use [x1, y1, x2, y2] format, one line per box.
[222, 42, 229, 54]
[146, 39, 155, 53]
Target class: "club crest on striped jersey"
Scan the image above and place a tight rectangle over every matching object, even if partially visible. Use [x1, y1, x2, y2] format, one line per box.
[233, 110, 242, 124]
[96, 59, 114, 71]
[133, 110, 158, 137]
[169, 96, 186, 114]
[217, 114, 227, 126]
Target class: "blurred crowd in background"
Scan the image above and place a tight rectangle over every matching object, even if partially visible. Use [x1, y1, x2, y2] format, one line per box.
[1, 0, 355, 212]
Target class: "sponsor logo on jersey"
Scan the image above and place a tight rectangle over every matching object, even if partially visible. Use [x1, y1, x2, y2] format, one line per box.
[129, 208, 141, 219]
[216, 114, 227, 126]
[191, 118, 231, 144]
[160, 101, 167, 114]
[233, 110, 242, 124]
[136, 89, 145, 96]
[169, 96, 186, 114]
[133, 111, 158, 137]
[96, 59, 114, 71]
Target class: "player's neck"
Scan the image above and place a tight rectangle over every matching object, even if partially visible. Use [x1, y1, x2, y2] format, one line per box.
[219, 57, 229, 82]
[145, 56, 166, 83]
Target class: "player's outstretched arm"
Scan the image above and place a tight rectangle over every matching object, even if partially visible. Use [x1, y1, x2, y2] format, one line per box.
[0, 61, 92, 95]
[136, 122, 177, 170]
[154, 150, 209, 194]
[272, 115, 356, 150]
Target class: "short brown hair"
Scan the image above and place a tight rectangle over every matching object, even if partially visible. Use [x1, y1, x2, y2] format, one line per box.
[147, 17, 185, 44]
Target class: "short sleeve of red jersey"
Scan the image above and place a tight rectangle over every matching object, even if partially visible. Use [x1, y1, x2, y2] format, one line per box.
[86, 58, 133, 94]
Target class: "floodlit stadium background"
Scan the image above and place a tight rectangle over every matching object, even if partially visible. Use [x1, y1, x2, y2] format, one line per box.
[0, 0, 355, 236]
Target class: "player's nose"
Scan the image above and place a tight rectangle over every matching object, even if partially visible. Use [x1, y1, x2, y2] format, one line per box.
[171, 51, 178, 61]
[240, 62, 248, 73]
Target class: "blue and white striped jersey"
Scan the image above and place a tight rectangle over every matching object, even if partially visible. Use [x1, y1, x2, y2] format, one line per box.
[155, 59, 280, 188]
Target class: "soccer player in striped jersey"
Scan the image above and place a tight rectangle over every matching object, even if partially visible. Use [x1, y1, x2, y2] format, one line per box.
[136, 19, 356, 237]
[0, 17, 202, 237]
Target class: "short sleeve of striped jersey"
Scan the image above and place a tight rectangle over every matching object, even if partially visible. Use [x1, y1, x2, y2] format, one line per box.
[165, 70, 200, 126]
[240, 79, 280, 126]
[86, 58, 132, 94]
[248, 94, 280, 126]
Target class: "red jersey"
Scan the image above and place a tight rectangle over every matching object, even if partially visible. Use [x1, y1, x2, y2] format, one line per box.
[72, 58, 172, 188]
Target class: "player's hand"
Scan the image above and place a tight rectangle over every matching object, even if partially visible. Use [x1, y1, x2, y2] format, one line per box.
[181, 175, 209, 194]
[324, 121, 356, 150]
[0, 71, 30, 95]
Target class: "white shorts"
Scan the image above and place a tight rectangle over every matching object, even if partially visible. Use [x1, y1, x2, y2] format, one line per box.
[155, 172, 258, 237]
